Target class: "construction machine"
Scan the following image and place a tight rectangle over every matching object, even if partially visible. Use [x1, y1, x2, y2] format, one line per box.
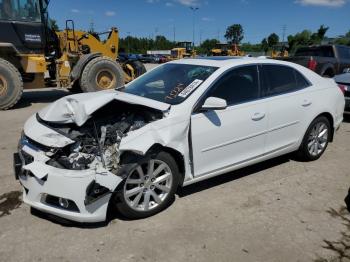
[271, 44, 289, 58]
[170, 41, 196, 60]
[0, 0, 146, 110]
[211, 43, 245, 56]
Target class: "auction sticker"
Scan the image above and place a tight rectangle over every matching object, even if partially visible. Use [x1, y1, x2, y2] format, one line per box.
[178, 79, 203, 98]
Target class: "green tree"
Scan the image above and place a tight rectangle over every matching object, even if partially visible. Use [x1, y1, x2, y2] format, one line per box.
[198, 39, 220, 55]
[267, 33, 279, 48]
[261, 38, 269, 53]
[224, 24, 244, 45]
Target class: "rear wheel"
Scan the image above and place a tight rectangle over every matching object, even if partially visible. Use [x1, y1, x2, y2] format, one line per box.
[296, 116, 331, 161]
[115, 151, 180, 219]
[80, 57, 125, 92]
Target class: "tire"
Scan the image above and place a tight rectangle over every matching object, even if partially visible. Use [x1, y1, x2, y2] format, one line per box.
[296, 116, 331, 161]
[80, 56, 125, 92]
[115, 151, 180, 219]
[0, 58, 23, 110]
[125, 60, 146, 78]
[68, 81, 82, 93]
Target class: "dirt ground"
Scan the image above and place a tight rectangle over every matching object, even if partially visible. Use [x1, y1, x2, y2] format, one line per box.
[0, 82, 349, 261]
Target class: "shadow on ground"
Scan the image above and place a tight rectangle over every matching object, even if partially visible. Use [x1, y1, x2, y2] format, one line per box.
[314, 189, 350, 262]
[177, 154, 291, 198]
[13, 89, 70, 109]
[29, 154, 292, 228]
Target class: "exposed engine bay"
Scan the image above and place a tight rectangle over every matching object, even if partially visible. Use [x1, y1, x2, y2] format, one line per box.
[43, 101, 164, 174]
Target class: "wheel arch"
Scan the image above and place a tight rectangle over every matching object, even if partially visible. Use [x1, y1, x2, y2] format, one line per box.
[320, 64, 335, 77]
[119, 144, 186, 185]
[147, 144, 186, 184]
[70, 52, 102, 82]
[314, 112, 335, 142]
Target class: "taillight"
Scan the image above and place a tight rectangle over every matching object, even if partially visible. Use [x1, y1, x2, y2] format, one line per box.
[307, 57, 317, 71]
[338, 84, 346, 94]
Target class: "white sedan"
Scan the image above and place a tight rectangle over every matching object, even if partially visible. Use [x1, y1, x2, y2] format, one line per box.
[14, 57, 345, 222]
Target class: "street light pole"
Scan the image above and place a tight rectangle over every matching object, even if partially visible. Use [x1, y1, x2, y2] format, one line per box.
[190, 6, 199, 48]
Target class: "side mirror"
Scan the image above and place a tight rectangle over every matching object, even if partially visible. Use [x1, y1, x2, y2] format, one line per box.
[343, 68, 350, 74]
[201, 97, 227, 111]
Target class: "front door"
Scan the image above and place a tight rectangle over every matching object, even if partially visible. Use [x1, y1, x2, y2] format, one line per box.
[191, 65, 268, 177]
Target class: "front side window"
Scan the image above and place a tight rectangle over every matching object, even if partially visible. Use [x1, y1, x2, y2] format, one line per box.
[123, 63, 218, 105]
[0, 0, 41, 22]
[261, 65, 310, 97]
[207, 65, 259, 106]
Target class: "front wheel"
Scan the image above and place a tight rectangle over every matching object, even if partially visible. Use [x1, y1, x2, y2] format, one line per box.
[296, 116, 331, 161]
[115, 151, 180, 219]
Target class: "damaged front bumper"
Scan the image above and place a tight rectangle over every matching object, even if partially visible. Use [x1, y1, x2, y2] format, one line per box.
[15, 135, 122, 223]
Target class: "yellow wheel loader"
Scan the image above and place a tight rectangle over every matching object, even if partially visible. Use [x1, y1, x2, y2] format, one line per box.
[0, 0, 146, 110]
[170, 41, 196, 60]
[211, 43, 245, 56]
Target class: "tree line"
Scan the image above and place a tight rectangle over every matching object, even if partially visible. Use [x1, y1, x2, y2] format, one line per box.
[50, 20, 350, 55]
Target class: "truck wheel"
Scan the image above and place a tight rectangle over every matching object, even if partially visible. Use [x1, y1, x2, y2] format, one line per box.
[126, 60, 146, 78]
[0, 58, 23, 110]
[80, 56, 125, 92]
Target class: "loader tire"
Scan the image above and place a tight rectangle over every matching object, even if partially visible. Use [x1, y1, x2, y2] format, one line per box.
[0, 58, 23, 110]
[126, 60, 146, 78]
[80, 56, 125, 92]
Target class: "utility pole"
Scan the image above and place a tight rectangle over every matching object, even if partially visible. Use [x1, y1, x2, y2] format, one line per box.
[199, 30, 203, 46]
[155, 27, 159, 41]
[190, 6, 199, 47]
[217, 29, 220, 42]
[173, 25, 176, 43]
[127, 32, 131, 54]
[282, 25, 287, 42]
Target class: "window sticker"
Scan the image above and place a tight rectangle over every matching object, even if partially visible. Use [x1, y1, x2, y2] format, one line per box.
[178, 79, 203, 98]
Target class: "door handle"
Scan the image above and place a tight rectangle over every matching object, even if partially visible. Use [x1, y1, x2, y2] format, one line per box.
[302, 100, 312, 107]
[251, 112, 265, 121]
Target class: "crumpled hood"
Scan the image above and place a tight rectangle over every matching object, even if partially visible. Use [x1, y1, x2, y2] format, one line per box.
[38, 90, 170, 126]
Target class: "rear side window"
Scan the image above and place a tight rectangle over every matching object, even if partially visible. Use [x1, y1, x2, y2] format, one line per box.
[295, 46, 334, 58]
[337, 46, 350, 60]
[261, 65, 310, 97]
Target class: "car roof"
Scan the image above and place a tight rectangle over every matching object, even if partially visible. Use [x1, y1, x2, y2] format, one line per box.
[169, 56, 295, 68]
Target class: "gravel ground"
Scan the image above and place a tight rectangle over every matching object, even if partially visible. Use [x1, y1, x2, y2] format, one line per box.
[0, 67, 349, 261]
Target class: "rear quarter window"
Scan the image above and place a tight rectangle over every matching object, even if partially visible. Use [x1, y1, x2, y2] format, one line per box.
[261, 64, 310, 97]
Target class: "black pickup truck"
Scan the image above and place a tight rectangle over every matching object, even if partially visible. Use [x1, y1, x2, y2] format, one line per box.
[280, 45, 350, 77]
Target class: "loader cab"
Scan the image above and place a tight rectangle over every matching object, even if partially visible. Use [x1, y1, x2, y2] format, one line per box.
[0, 0, 48, 54]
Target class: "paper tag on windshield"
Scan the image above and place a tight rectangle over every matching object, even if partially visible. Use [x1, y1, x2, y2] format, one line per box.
[178, 79, 203, 98]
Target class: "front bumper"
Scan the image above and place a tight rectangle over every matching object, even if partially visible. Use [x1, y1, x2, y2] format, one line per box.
[15, 136, 122, 223]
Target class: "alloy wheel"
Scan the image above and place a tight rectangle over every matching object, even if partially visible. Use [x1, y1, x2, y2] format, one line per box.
[307, 122, 329, 157]
[123, 159, 173, 212]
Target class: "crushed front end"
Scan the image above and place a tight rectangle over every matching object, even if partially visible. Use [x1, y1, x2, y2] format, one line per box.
[14, 99, 165, 223]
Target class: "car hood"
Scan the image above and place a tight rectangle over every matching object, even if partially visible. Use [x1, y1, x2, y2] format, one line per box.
[38, 90, 170, 126]
[334, 73, 350, 84]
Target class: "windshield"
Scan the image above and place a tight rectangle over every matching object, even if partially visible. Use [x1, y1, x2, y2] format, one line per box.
[123, 63, 218, 105]
[0, 0, 41, 22]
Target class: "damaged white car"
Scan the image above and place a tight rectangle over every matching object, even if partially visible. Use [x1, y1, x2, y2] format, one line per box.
[14, 57, 345, 222]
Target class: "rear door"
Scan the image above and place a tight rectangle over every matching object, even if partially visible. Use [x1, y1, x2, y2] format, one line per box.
[260, 64, 312, 155]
